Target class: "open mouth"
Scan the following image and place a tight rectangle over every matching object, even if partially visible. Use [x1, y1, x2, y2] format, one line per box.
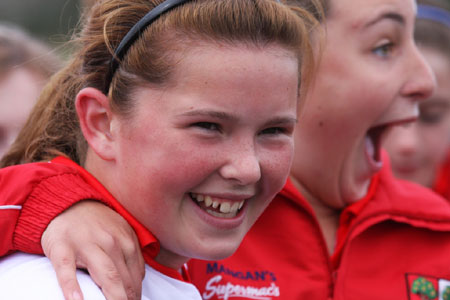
[189, 193, 246, 219]
[366, 117, 418, 163]
[366, 125, 387, 162]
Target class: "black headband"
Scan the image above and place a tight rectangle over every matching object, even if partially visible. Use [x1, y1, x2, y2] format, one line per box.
[103, 0, 191, 94]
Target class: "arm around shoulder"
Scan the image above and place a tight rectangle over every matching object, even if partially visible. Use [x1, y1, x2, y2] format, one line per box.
[0, 161, 107, 255]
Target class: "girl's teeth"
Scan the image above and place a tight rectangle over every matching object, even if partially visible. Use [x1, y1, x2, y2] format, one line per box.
[219, 201, 241, 214]
[220, 202, 231, 213]
[231, 202, 240, 212]
[238, 201, 244, 210]
[205, 196, 213, 207]
[191, 193, 246, 216]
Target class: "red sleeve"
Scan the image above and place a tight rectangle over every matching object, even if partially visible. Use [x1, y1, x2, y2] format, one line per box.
[0, 161, 107, 256]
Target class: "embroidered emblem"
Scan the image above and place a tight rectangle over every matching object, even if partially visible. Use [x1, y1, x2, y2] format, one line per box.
[202, 263, 280, 300]
[443, 286, 450, 300]
[411, 277, 437, 299]
[406, 273, 450, 300]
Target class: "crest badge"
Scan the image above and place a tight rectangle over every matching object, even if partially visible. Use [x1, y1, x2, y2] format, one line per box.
[406, 273, 450, 300]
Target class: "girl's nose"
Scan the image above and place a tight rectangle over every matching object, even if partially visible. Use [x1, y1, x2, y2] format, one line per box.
[401, 44, 436, 101]
[219, 144, 261, 186]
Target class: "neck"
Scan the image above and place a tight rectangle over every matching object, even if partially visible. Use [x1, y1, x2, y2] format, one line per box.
[290, 175, 340, 255]
[155, 249, 189, 271]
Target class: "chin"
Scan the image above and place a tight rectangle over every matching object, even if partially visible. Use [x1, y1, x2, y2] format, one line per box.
[191, 239, 242, 261]
[343, 180, 371, 206]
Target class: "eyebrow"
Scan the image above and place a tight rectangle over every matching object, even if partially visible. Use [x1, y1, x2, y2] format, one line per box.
[265, 116, 298, 126]
[364, 11, 405, 28]
[178, 109, 298, 125]
[178, 110, 239, 122]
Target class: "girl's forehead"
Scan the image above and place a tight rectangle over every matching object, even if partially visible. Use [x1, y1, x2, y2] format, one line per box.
[329, 0, 415, 18]
[324, 0, 417, 38]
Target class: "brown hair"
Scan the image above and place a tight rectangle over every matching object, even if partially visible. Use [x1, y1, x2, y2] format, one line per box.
[284, 0, 328, 21]
[415, 0, 450, 58]
[0, 24, 61, 80]
[0, 0, 320, 168]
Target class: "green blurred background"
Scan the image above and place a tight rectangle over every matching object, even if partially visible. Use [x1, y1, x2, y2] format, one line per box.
[0, 0, 86, 46]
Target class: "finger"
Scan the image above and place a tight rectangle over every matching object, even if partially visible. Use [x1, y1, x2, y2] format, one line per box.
[99, 232, 142, 300]
[45, 243, 85, 300]
[95, 219, 144, 300]
[121, 232, 145, 299]
[80, 245, 129, 300]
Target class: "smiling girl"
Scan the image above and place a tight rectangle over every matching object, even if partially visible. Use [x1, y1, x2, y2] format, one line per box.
[0, 0, 317, 299]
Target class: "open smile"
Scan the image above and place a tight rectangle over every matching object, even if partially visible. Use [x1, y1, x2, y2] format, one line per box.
[189, 193, 247, 219]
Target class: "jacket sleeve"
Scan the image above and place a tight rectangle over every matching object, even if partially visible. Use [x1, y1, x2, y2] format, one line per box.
[0, 161, 107, 256]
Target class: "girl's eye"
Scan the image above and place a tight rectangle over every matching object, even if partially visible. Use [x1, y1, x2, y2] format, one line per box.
[372, 41, 394, 58]
[192, 122, 221, 132]
[260, 127, 287, 135]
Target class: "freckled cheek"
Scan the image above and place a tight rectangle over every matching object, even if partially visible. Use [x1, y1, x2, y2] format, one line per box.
[159, 148, 223, 188]
[260, 145, 294, 192]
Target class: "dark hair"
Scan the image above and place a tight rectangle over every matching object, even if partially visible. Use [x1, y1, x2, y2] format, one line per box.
[1, 0, 319, 168]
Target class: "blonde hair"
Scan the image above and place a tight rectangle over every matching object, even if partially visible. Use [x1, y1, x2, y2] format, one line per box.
[1, 0, 320, 167]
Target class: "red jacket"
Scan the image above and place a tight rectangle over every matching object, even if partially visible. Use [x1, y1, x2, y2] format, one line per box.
[433, 150, 450, 201]
[2, 157, 450, 299]
[189, 158, 450, 300]
[0, 157, 191, 281]
[0, 159, 106, 256]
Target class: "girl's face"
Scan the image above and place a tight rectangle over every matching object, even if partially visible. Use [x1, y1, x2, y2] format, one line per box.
[384, 47, 450, 187]
[109, 44, 299, 268]
[0, 68, 43, 158]
[290, 0, 435, 209]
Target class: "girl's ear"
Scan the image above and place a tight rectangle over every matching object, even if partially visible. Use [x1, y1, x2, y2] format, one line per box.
[75, 87, 116, 161]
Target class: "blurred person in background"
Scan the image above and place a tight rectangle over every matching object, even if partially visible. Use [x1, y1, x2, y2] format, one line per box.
[383, 0, 450, 200]
[0, 24, 61, 158]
